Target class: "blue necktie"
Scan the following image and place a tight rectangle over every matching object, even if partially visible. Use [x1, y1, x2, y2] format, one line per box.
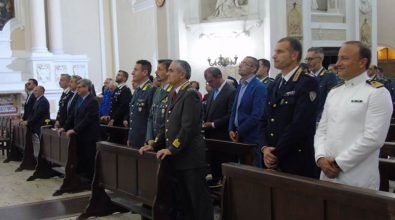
[213, 89, 219, 101]
[76, 96, 83, 109]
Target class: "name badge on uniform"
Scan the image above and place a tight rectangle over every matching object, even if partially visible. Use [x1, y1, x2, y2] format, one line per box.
[351, 100, 363, 103]
[284, 91, 295, 96]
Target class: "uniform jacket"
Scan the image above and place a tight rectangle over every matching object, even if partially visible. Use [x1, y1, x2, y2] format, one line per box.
[316, 68, 338, 118]
[262, 65, 319, 178]
[109, 84, 132, 126]
[261, 76, 275, 87]
[229, 76, 267, 145]
[203, 82, 236, 140]
[153, 82, 206, 170]
[146, 84, 173, 142]
[27, 96, 50, 135]
[56, 89, 73, 127]
[315, 72, 393, 189]
[127, 81, 156, 149]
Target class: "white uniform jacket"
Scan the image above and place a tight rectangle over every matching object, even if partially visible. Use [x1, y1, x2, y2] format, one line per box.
[314, 72, 393, 190]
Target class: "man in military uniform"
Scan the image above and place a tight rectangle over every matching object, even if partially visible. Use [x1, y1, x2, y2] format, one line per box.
[55, 74, 72, 128]
[139, 60, 213, 220]
[315, 41, 393, 190]
[262, 37, 320, 178]
[125, 60, 156, 149]
[305, 47, 338, 120]
[108, 70, 132, 127]
[146, 59, 173, 146]
[368, 65, 395, 103]
[257, 58, 274, 86]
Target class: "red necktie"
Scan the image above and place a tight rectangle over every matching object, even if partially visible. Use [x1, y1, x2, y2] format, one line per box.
[171, 91, 177, 102]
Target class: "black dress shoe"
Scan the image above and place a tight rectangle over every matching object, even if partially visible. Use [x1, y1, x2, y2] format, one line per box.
[15, 167, 23, 172]
[26, 176, 36, 181]
[207, 179, 222, 188]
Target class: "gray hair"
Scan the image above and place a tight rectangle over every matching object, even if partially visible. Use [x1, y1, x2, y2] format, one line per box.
[77, 78, 92, 88]
[60, 74, 71, 81]
[36, 85, 45, 93]
[71, 75, 82, 82]
[307, 47, 324, 59]
[173, 60, 191, 80]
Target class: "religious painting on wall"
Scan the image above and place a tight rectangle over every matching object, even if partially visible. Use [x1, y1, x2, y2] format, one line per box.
[0, 0, 14, 31]
[287, 0, 303, 39]
[359, 0, 372, 48]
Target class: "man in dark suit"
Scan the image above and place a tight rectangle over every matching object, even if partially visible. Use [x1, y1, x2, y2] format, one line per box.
[203, 67, 236, 186]
[64, 75, 82, 127]
[124, 60, 156, 149]
[55, 74, 72, 128]
[262, 37, 319, 178]
[305, 47, 338, 120]
[59, 79, 100, 180]
[21, 86, 50, 158]
[21, 78, 38, 121]
[140, 60, 213, 220]
[257, 58, 274, 86]
[229, 56, 268, 167]
[146, 59, 173, 145]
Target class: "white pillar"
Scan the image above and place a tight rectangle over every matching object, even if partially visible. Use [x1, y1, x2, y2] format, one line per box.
[29, 0, 49, 54]
[47, 0, 64, 54]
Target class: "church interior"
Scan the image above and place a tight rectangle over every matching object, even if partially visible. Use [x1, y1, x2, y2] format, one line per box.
[1, 0, 395, 219]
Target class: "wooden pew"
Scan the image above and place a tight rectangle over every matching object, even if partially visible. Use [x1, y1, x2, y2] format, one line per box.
[379, 142, 395, 191]
[385, 124, 395, 141]
[99, 124, 129, 145]
[78, 141, 172, 220]
[13, 125, 36, 171]
[205, 139, 256, 203]
[28, 126, 88, 196]
[221, 163, 395, 220]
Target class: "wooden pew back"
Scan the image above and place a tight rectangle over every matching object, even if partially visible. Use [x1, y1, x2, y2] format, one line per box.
[79, 141, 172, 219]
[205, 138, 256, 165]
[221, 163, 395, 220]
[41, 126, 74, 166]
[385, 124, 395, 142]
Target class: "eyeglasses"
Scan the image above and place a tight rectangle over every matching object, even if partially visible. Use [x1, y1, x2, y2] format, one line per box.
[240, 61, 254, 67]
[304, 57, 321, 62]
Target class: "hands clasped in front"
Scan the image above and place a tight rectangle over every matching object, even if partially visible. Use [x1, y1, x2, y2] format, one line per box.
[317, 157, 340, 179]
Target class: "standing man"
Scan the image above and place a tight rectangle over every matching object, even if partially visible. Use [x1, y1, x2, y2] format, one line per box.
[262, 37, 320, 178]
[315, 41, 393, 190]
[228, 56, 267, 167]
[60, 79, 100, 180]
[125, 60, 156, 149]
[140, 60, 213, 220]
[146, 59, 173, 146]
[108, 70, 132, 126]
[55, 74, 72, 128]
[305, 47, 338, 120]
[64, 75, 82, 127]
[22, 79, 38, 122]
[21, 86, 50, 158]
[203, 67, 236, 186]
[257, 58, 274, 86]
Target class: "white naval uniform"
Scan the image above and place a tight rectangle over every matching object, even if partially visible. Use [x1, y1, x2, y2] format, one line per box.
[314, 71, 393, 190]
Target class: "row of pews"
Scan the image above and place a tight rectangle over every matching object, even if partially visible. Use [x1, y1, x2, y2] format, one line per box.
[2, 116, 395, 219]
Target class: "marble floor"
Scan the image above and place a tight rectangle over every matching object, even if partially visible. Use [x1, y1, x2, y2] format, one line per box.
[0, 154, 141, 219]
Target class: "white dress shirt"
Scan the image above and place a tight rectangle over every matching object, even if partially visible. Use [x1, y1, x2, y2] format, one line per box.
[314, 71, 393, 190]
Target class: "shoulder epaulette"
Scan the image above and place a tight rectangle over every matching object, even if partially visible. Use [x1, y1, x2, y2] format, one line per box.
[292, 66, 303, 82]
[366, 80, 384, 88]
[142, 82, 153, 91]
[331, 81, 345, 90]
[319, 68, 327, 77]
[166, 85, 173, 92]
[180, 82, 190, 91]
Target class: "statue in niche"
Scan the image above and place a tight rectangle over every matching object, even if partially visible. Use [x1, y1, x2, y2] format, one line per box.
[0, 0, 14, 31]
[360, 18, 371, 48]
[210, 0, 248, 19]
[288, 2, 302, 37]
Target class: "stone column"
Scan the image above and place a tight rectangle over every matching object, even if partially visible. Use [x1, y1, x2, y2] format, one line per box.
[47, 0, 64, 54]
[29, 0, 49, 53]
